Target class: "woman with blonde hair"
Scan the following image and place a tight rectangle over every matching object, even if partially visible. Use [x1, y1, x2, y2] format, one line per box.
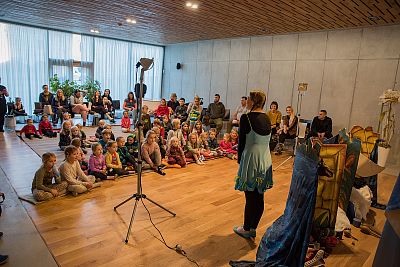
[234, 90, 273, 238]
[51, 89, 68, 126]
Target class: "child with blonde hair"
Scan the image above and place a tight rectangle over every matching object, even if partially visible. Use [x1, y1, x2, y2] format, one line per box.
[32, 152, 68, 201]
[142, 130, 165, 175]
[152, 126, 166, 159]
[230, 129, 239, 150]
[71, 126, 87, 154]
[59, 146, 101, 196]
[185, 132, 204, 165]
[167, 119, 186, 148]
[95, 119, 106, 139]
[193, 120, 204, 136]
[166, 136, 186, 168]
[219, 133, 237, 159]
[59, 120, 72, 150]
[199, 132, 212, 158]
[105, 141, 130, 177]
[104, 123, 115, 140]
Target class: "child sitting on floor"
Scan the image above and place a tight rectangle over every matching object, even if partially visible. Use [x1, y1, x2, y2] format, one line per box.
[230, 129, 239, 151]
[185, 132, 204, 165]
[116, 136, 137, 171]
[121, 111, 132, 133]
[188, 105, 201, 133]
[63, 112, 74, 126]
[71, 138, 89, 174]
[99, 129, 112, 154]
[193, 120, 204, 136]
[141, 130, 165, 175]
[38, 115, 57, 138]
[162, 114, 172, 138]
[104, 123, 115, 140]
[71, 126, 87, 154]
[166, 136, 186, 168]
[181, 122, 190, 143]
[32, 152, 68, 202]
[125, 134, 139, 158]
[152, 118, 165, 139]
[208, 129, 222, 156]
[59, 145, 101, 196]
[152, 126, 167, 159]
[219, 133, 237, 159]
[105, 141, 130, 177]
[141, 105, 152, 137]
[88, 143, 111, 181]
[199, 132, 212, 158]
[95, 120, 106, 139]
[59, 120, 72, 150]
[19, 118, 42, 139]
[167, 119, 186, 148]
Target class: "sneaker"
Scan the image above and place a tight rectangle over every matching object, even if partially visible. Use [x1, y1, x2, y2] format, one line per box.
[92, 182, 102, 188]
[156, 167, 166, 176]
[196, 160, 202, 165]
[304, 249, 324, 267]
[72, 192, 78, 197]
[233, 226, 256, 238]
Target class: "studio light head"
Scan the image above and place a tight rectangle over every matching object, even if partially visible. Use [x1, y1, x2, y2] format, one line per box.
[136, 58, 154, 71]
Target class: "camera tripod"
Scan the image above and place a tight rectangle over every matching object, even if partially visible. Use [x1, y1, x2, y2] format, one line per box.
[113, 59, 176, 243]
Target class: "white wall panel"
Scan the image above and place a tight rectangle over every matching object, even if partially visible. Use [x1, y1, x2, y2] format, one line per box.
[210, 61, 229, 104]
[230, 38, 250, 61]
[320, 60, 358, 133]
[326, 29, 362, 59]
[350, 59, 398, 128]
[195, 62, 212, 102]
[212, 40, 230, 61]
[227, 61, 248, 110]
[291, 60, 324, 120]
[360, 25, 400, 59]
[271, 34, 298, 60]
[297, 32, 327, 60]
[183, 42, 198, 62]
[197, 40, 213, 61]
[169, 44, 183, 63]
[247, 61, 270, 93]
[181, 62, 197, 101]
[268, 60, 295, 107]
[250, 36, 272, 60]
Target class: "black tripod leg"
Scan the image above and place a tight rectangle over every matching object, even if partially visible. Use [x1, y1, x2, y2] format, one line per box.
[145, 196, 176, 217]
[125, 198, 140, 243]
[114, 195, 136, 210]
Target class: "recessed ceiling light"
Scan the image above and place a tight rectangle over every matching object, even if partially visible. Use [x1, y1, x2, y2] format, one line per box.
[186, 2, 192, 7]
[191, 4, 198, 9]
[90, 29, 99, 34]
[186, 2, 198, 9]
[126, 18, 137, 24]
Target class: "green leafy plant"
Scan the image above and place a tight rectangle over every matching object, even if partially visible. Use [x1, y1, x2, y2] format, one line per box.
[81, 79, 101, 102]
[49, 74, 77, 98]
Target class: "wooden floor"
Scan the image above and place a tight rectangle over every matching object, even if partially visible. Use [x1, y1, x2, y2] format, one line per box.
[0, 126, 397, 267]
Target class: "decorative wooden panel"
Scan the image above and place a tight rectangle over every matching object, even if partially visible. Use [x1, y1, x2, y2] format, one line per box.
[1, 0, 399, 44]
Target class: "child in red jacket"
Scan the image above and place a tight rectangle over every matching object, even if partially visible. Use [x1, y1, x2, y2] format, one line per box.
[121, 111, 131, 133]
[38, 115, 57, 138]
[19, 118, 42, 139]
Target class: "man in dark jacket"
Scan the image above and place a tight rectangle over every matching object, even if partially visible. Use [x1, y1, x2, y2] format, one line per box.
[310, 109, 333, 139]
[0, 78, 9, 132]
[207, 94, 225, 134]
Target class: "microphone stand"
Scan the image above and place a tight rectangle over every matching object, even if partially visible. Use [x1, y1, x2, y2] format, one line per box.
[114, 66, 176, 244]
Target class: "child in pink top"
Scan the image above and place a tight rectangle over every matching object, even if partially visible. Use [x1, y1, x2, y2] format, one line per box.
[219, 133, 237, 159]
[121, 111, 131, 133]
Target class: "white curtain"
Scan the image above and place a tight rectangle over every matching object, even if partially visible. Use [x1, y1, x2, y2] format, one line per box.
[48, 30, 73, 82]
[94, 37, 131, 101]
[0, 23, 48, 112]
[131, 43, 164, 100]
[81, 35, 94, 83]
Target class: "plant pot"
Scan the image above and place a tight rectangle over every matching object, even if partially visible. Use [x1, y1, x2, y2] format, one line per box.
[377, 146, 391, 167]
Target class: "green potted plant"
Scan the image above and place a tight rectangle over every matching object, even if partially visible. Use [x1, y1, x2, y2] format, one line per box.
[49, 74, 77, 98]
[377, 89, 400, 166]
[81, 79, 101, 102]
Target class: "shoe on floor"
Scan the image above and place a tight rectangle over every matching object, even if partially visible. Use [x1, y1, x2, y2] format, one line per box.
[233, 226, 256, 238]
[0, 255, 8, 265]
[304, 249, 324, 267]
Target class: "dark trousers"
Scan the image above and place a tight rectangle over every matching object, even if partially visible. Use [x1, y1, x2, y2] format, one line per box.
[42, 130, 57, 138]
[279, 132, 296, 143]
[108, 168, 129, 176]
[0, 111, 5, 130]
[167, 155, 186, 167]
[89, 170, 107, 180]
[244, 190, 264, 231]
[25, 133, 41, 139]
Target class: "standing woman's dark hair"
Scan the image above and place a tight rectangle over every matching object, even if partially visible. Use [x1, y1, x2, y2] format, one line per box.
[233, 89, 273, 239]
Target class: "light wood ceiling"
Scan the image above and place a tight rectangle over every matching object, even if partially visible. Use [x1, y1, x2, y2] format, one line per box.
[1, 0, 399, 45]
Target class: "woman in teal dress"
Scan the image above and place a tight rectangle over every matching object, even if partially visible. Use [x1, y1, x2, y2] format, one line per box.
[234, 90, 273, 238]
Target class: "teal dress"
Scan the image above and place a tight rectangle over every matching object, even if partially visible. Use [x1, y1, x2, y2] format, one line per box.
[235, 114, 273, 193]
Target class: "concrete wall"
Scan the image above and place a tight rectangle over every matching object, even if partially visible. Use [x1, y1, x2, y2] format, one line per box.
[162, 25, 400, 169]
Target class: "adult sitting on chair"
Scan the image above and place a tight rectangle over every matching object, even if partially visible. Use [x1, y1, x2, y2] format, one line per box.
[275, 106, 298, 155]
[12, 97, 27, 116]
[266, 101, 282, 135]
[39, 84, 54, 115]
[228, 96, 247, 133]
[102, 89, 113, 105]
[52, 89, 68, 126]
[207, 94, 225, 134]
[90, 90, 103, 115]
[310, 109, 332, 140]
[70, 89, 90, 126]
